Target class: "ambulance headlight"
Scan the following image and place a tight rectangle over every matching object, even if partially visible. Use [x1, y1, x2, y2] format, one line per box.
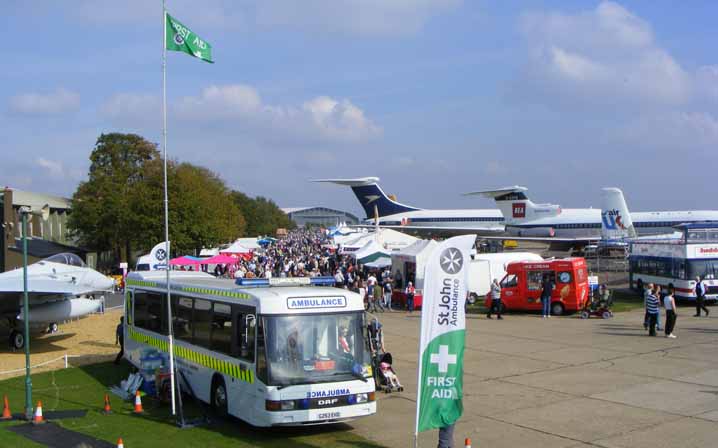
[355, 393, 369, 404]
[281, 400, 296, 410]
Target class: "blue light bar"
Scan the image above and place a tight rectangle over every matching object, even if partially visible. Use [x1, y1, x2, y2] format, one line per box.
[235, 276, 336, 287]
[235, 278, 270, 287]
[310, 276, 336, 286]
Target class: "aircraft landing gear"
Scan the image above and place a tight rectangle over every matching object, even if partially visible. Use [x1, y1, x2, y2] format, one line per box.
[47, 322, 59, 334]
[9, 330, 24, 351]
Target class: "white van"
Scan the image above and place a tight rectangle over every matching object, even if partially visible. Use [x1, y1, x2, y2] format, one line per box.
[467, 252, 543, 302]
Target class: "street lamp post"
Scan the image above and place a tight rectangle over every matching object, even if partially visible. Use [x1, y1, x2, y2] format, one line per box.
[18, 204, 49, 420]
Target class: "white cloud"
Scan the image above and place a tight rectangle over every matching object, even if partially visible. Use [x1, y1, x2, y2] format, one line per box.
[520, 1, 694, 105]
[621, 111, 718, 152]
[35, 158, 64, 177]
[69, 0, 460, 36]
[256, 0, 462, 36]
[172, 84, 381, 143]
[101, 93, 161, 125]
[9, 88, 80, 115]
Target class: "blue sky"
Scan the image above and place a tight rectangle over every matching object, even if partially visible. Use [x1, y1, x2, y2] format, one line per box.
[2, 1, 716, 219]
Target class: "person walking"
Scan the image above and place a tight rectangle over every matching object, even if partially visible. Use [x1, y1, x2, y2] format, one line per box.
[114, 316, 125, 365]
[643, 283, 654, 330]
[694, 276, 710, 317]
[374, 282, 385, 312]
[664, 288, 678, 338]
[486, 278, 503, 320]
[541, 274, 554, 318]
[645, 288, 660, 336]
[383, 279, 393, 311]
[405, 282, 416, 313]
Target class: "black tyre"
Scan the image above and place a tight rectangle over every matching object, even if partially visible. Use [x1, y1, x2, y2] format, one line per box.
[11, 330, 24, 350]
[550, 302, 565, 316]
[211, 376, 228, 417]
[468, 293, 478, 305]
[49, 322, 59, 334]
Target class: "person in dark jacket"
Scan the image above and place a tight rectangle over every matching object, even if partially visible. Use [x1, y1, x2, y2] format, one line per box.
[541, 275, 554, 318]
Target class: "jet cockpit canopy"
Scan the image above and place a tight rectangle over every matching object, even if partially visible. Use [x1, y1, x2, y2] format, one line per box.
[42, 253, 86, 267]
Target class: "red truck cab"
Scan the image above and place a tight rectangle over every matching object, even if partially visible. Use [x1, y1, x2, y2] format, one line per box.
[485, 258, 590, 315]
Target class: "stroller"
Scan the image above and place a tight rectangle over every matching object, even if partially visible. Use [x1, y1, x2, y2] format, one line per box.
[372, 352, 404, 393]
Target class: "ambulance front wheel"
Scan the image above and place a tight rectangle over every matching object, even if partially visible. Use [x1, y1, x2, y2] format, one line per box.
[551, 302, 565, 316]
[211, 375, 228, 418]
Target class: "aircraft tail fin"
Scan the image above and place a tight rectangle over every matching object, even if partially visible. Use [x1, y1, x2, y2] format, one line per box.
[465, 186, 560, 223]
[601, 188, 636, 239]
[313, 178, 420, 219]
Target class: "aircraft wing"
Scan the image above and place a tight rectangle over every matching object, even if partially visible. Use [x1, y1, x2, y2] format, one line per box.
[0, 278, 92, 296]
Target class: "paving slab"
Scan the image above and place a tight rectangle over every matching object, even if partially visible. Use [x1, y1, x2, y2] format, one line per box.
[347, 308, 718, 448]
[494, 397, 676, 442]
[591, 380, 718, 416]
[593, 416, 718, 448]
[463, 380, 574, 417]
[503, 362, 648, 396]
[524, 346, 627, 365]
[603, 352, 716, 380]
[675, 369, 718, 387]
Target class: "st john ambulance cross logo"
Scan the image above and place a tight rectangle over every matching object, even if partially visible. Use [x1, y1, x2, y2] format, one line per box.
[439, 248, 463, 274]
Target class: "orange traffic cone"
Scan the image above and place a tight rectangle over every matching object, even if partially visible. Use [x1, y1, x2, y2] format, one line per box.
[102, 393, 112, 415]
[33, 400, 45, 424]
[1, 395, 11, 420]
[133, 390, 143, 414]
[117, 438, 124, 448]
[464, 438, 472, 448]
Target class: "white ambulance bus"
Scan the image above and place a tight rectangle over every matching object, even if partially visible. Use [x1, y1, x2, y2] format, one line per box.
[123, 271, 376, 426]
[628, 223, 718, 301]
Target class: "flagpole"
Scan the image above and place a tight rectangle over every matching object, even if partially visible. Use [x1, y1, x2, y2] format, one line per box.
[162, 0, 177, 416]
[414, 321, 425, 448]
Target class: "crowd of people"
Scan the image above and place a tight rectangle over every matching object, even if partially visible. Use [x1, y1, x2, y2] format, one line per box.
[205, 228, 414, 312]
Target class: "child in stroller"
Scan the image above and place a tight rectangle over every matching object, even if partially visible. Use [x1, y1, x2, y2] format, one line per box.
[367, 317, 404, 393]
[375, 352, 403, 393]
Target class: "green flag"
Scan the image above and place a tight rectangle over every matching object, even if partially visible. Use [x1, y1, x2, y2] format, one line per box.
[165, 12, 214, 63]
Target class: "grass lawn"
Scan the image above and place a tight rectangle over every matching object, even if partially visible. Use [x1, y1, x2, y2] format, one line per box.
[0, 362, 383, 448]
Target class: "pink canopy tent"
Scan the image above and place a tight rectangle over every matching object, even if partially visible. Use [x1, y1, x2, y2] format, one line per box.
[169, 256, 204, 266]
[203, 254, 239, 265]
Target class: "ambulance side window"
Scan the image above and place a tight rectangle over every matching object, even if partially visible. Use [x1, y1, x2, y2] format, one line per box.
[501, 274, 518, 288]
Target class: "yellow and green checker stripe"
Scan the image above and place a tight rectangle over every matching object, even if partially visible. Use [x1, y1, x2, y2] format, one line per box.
[179, 286, 251, 300]
[127, 327, 253, 383]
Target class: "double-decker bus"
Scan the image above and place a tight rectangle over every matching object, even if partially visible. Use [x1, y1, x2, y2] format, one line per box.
[628, 223, 718, 301]
[123, 271, 376, 426]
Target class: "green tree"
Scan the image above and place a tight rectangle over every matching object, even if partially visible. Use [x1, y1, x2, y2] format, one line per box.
[68, 133, 159, 262]
[231, 191, 295, 236]
[130, 161, 245, 254]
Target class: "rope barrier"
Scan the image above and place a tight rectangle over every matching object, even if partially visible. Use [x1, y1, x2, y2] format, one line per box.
[0, 354, 82, 376]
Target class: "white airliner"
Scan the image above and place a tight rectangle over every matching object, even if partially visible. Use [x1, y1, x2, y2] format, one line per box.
[317, 177, 718, 243]
[314, 178, 505, 236]
[470, 186, 718, 239]
[0, 253, 114, 349]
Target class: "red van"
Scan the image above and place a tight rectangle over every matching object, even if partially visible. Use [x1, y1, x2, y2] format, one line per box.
[485, 258, 590, 315]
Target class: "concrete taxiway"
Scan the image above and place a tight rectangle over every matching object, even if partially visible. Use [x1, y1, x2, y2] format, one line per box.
[350, 307, 718, 448]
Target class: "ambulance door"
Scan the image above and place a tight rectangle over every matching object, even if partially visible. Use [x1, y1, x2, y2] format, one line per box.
[230, 305, 257, 421]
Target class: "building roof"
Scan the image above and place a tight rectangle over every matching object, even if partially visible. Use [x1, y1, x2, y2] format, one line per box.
[2, 188, 71, 210]
[281, 206, 359, 221]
